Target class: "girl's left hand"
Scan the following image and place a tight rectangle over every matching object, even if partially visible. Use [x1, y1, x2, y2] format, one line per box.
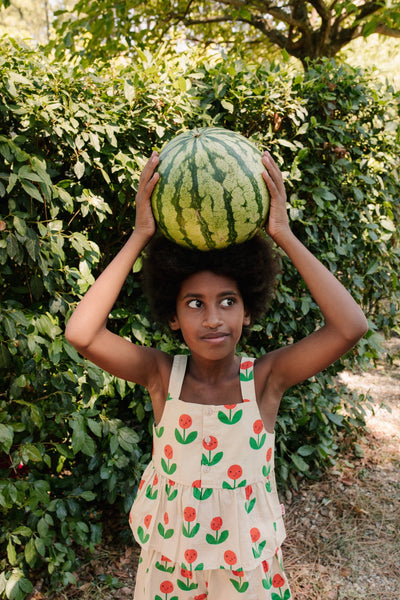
[262, 151, 290, 242]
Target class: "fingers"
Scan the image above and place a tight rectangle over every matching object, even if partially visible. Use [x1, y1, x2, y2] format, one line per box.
[138, 151, 160, 198]
[262, 151, 286, 200]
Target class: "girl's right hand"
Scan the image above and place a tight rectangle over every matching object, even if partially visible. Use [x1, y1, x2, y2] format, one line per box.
[134, 151, 160, 240]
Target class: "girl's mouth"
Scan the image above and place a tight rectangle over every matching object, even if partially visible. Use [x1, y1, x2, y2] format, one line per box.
[202, 332, 228, 343]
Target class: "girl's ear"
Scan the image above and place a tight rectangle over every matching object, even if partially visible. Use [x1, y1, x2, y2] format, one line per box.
[243, 310, 251, 327]
[169, 316, 180, 331]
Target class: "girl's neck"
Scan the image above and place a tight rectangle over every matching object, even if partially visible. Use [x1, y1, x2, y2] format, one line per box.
[187, 352, 240, 385]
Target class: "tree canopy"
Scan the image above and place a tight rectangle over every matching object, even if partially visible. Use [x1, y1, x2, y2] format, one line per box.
[48, 0, 400, 66]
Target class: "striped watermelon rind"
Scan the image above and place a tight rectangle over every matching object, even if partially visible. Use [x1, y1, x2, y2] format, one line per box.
[151, 127, 270, 251]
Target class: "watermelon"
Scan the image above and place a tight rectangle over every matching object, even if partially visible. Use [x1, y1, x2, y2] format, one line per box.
[151, 127, 270, 251]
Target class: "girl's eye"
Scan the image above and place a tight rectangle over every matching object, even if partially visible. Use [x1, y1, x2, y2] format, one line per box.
[188, 299, 202, 309]
[221, 298, 235, 307]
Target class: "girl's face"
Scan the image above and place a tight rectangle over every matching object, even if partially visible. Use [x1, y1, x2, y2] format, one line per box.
[169, 270, 250, 359]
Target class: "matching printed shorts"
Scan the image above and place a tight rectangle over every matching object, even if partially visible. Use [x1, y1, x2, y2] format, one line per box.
[133, 547, 292, 600]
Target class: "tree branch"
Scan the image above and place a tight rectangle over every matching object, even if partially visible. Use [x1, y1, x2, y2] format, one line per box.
[369, 23, 400, 37]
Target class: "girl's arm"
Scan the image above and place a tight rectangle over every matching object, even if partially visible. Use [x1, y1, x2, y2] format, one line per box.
[65, 152, 169, 392]
[257, 152, 368, 400]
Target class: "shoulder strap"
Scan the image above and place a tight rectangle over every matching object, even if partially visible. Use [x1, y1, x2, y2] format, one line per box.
[167, 355, 188, 400]
[239, 356, 256, 402]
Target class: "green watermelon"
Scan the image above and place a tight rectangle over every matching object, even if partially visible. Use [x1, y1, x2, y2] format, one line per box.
[151, 127, 270, 251]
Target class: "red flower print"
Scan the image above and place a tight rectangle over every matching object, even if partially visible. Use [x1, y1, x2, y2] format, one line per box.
[202, 435, 218, 451]
[181, 568, 193, 579]
[272, 574, 285, 588]
[224, 404, 237, 410]
[164, 512, 169, 525]
[160, 581, 174, 594]
[183, 506, 196, 522]
[262, 560, 269, 573]
[232, 569, 244, 577]
[210, 516, 223, 531]
[144, 514, 152, 528]
[192, 479, 201, 488]
[153, 473, 158, 486]
[245, 484, 253, 500]
[179, 414, 192, 429]
[161, 555, 172, 562]
[253, 419, 263, 434]
[168, 479, 175, 486]
[228, 464, 243, 480]
[164, 444, 173, 459]
[194, 595, 207, 600]
[266, 447, 272, 462]
[241, 360, 253, 370]
[250, 527, 261, 542]
[139, 478, 145, 490]
[184, 549, 198, 564]
[224, 550, 237, 566]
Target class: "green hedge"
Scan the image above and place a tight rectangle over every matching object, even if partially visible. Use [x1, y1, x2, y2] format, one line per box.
[0, 39, 399, 598]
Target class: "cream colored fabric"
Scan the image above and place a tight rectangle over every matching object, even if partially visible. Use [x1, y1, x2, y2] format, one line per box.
[134, 546, 292, 600]
[129, 355, 286, 572]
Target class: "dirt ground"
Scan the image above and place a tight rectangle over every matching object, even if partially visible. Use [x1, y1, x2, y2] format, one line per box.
[283, 337, 400, 600]
[32, 338, 400, 600]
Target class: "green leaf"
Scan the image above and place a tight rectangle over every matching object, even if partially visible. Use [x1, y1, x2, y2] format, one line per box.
[37, 517, 49, 537]
[22, 443, 42, 463]
[89, 132, 101, 152]
[380, 217, 395, 232]
[12, 526, 32, 537]
[54, 443, 74, 459]
[6, 233, 19, 259]
[291, 453, 309, 472]
[124, 80, 135, 102]
[297, 445, 315, 457]
[74, 160, 85, 179]
[0, 423, 14, 453]
[0, 343, 11, 368]
[13, 216, 26, 236]
[118, 427, 139, 451]
[35, 537, 46, 557]
[7, 539, 17, 565]
[80, 490, 96, 501]
[326, 412, 343, 426]
[24, 538, 37, 567]
[20, 179, 43, 202]
[87, 418, 102, 437]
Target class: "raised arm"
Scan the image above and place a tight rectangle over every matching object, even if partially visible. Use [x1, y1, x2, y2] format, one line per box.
[65, 152, 167, 389]
[258, 151, 368, 397]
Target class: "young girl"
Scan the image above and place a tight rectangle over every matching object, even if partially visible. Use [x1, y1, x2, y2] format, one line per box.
[65, 150, 368, 600]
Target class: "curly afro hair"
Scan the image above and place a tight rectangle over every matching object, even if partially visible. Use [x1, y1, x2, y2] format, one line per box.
[142, 233, 280, 336]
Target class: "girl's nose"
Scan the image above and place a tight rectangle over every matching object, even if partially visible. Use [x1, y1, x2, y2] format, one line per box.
[203, 307, 223, 328]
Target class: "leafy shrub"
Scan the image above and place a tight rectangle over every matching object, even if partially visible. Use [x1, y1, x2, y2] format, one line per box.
[0, 39, 399, 597]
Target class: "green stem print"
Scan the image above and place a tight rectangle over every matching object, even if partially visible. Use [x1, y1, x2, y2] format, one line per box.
[218, 405, 243, 425]
[155, 556, 175, 574]
[230, 570, 250, 594]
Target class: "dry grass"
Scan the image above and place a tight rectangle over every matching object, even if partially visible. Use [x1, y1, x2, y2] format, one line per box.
[30, 339, 400, 600]
[284, 337, 400, 600]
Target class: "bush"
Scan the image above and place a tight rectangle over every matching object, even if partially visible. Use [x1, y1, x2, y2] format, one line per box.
[0, 39, 399, 597]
